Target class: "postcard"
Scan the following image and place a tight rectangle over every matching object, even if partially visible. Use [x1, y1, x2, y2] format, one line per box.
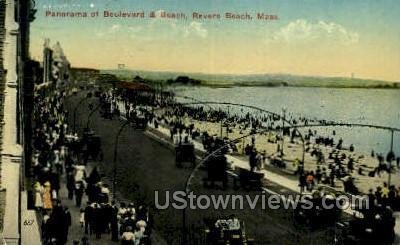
[0, 1, 399, 244]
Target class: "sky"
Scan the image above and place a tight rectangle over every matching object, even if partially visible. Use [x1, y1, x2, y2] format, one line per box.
[30, 0, 400, 81]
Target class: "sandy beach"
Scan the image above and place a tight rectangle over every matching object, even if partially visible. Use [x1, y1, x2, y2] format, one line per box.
[151, 105, 400, 194]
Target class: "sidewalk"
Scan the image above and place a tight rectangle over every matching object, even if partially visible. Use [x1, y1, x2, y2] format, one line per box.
[58, 162, 118, 245]
[1, 160, 20, 244]
[148, 123, 316, 193]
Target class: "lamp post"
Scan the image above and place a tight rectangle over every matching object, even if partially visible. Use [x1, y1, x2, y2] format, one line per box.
[388, 130, 394, 186]
[112, 120, 131, 200]
[86, 102, 103, 130]
[73, 92, 92, 133]
[226, 106, 230, 138]
[281, 107, 286, 156]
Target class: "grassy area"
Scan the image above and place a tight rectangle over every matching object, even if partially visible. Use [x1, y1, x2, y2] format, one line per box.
[101, 69, 400, 89]
[192, 76, 400, 89]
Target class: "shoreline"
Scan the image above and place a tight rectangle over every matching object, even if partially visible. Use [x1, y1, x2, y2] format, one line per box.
[177, 82, 400, 90]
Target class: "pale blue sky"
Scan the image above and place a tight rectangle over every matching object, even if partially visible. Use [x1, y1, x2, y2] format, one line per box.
[30, 0, 400, 81]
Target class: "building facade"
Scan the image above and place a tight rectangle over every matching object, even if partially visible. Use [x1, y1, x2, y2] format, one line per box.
[42, 39, 71, 88]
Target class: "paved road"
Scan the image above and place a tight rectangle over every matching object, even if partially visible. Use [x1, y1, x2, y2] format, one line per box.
[66, 93, 337, 244]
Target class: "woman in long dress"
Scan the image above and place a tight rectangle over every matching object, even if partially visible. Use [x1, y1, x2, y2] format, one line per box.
[43, 181, 53, 210]
[74, 165, 87, 183]
[34, 182, 44, 210]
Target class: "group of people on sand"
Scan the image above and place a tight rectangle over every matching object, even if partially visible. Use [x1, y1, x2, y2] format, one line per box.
[109, 87, 400, 201]
[368, 182, 400, 211]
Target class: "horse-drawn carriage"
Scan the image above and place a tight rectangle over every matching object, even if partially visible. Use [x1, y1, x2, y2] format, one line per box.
[203, 153, 228, 189]
[101, 101, 113, 119]
[294, 191, 342, 227]
[334, 205, 396, 244]
[132, 116, 148, 130]
[270, 156, 286, 169]
[175, 143, 196, 167]
[82, 130, 103, 161]
[233, 167, 265, 190]
[87, 134, 102, 160]
[202, 135, 228, 154]
[203, 217, 254, 245]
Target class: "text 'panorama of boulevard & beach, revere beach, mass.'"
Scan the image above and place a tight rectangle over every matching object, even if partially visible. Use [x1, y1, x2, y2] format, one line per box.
[45, 10, 279, 21]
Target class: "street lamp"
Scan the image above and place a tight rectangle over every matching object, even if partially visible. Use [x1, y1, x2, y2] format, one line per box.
[73, 92, 92, 133]
[388, 130, 394, 186]
[86, 102, 103, 130]
[280, 107, 287, 156]
[112, 120, 132, 200]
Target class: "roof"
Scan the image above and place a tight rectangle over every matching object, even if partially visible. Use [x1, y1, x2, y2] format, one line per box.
[116, 81, 154, 91]
[70, 67, 100, 73]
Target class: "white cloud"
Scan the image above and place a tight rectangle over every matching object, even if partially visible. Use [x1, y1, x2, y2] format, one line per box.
[96, 24, 122, 37]
[184, 21, 208, 38]
[95, 32, 105, 37]
[128, 26, 142, 34]
[111, 24, 121, 31]
[272, 19, 359, 45]
[95, 17, 208, 40]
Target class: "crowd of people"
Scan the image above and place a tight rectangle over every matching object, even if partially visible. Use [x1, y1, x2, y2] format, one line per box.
[110, 86, 400, 194]
[62, 85, 398, 243]
[368, 182, 400, 211]
[32, 89, 75, 244]
[80, 200, 150, 244]
[31, 88, 152, 244]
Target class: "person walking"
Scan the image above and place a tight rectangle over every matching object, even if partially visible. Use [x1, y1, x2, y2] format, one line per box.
[111, 202, 119, 241]
[299, 173, 306, 193]
[59, 207, 72, 244]
[121, 226, 135, 245]
[34, 181, 44, 211]
[249, 149, 257, 172]
[66, 172, 75, 200]
[381, 183, 390, 206]
[51, 200, 65, 244]
[75, 181, 85, 207]
[43, 181, 53, 211]
[306, 172, 315, 192]
[293, 158, 301, 175]
[84, 202, 94, 235]
[93, 203, 103, 239]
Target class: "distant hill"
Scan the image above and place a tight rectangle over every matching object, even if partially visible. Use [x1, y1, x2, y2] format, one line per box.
[100, 69, 400, 89]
